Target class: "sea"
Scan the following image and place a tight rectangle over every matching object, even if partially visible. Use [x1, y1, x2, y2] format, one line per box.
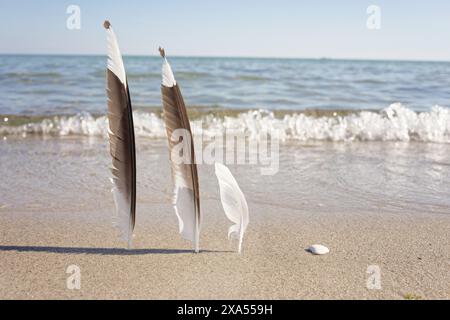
[0, 54, 449, 142]
[0, 55, 449, 217]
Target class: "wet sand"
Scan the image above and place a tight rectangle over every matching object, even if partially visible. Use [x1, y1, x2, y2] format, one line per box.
[0, 137, 449, 299]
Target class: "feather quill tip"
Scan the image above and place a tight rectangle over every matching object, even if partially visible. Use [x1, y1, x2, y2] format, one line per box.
[160, 51, 176, 86]
[158, 47, 166, 58]
[127, 236, 133, 250]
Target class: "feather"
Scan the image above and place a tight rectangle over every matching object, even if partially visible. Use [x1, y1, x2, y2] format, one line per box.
[159, 47, 201, 253]
[104, 21, 136, 248]
[215, 163, 249, 254]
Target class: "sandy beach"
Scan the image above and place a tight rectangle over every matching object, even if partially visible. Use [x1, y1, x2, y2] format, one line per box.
[2, 0, 450, 303]
[1, 207, 449, 299]
[1, 137, 449, 300]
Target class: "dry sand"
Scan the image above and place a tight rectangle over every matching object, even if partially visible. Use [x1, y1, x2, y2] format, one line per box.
[0, 201, 449, 300]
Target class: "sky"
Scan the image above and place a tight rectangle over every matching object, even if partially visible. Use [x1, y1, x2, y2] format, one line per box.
[1, 0, 450, 61]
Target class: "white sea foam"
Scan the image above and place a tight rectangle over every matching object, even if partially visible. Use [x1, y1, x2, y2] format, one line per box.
[1, 104, 449, 143]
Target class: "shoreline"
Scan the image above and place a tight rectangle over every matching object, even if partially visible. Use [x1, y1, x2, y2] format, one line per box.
[0, 106, 378, 127]
[1, 136, 448, 299]
[1, 104, 449, 144]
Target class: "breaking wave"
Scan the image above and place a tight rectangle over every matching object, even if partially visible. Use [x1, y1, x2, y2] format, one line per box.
[1, 103, 449, 143]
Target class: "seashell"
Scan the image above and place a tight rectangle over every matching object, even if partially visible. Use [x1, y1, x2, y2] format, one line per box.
[308, 244, 329, 255]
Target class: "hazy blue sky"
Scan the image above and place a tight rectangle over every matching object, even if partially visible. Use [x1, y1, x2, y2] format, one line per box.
[1, 0, 450, 60]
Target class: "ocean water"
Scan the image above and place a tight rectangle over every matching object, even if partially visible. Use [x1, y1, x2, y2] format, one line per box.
[0, 55, 449, 218]
[1, 137, 449, 217]
[1, 55, 450, 143]
[2, 55, 450, 114]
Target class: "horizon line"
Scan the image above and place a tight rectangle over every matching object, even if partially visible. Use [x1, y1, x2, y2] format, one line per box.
[1, 52, 450, 63]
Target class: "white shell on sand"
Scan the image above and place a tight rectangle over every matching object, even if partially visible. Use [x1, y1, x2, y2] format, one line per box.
[308, 244, 329, 255]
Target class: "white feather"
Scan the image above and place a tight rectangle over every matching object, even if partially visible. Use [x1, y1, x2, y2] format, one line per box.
[106, 26, 127, 87]
[111, 180, 133, 248]
[215, 163, 249, 254]
[172, 165, 199, 252]
[173, 186, 197, 242]
[162, 58, 176, 87]
[170, 135, 197, 245]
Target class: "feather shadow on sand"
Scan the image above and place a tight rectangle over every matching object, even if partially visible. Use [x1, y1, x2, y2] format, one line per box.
[0, 246, 230, 256]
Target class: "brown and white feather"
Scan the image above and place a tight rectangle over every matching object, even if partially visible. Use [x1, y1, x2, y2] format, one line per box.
[104, 21, 136, 247]
[160, 50, 200, 252]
